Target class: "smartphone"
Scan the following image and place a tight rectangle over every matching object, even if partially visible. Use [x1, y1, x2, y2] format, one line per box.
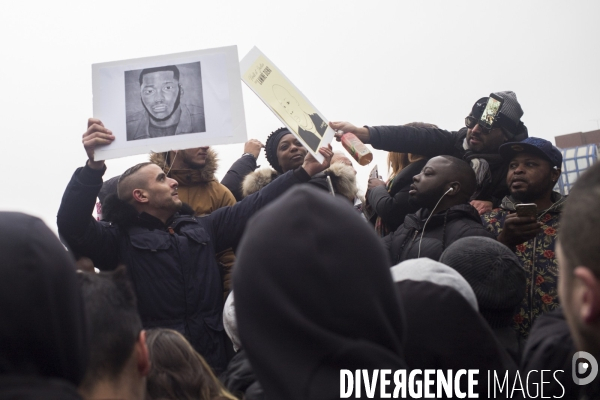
[479, 93, 504, 130]
[516, 203, 537, 218]
[369, 165, 380, 180]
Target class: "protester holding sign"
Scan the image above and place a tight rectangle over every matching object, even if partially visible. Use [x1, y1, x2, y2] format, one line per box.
[56, 118, 332, 373]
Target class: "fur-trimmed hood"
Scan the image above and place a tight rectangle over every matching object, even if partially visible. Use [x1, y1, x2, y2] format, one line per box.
[102, 193, 195, 228]
[241, 163, 359, 201]
[150, 148, 219, 186]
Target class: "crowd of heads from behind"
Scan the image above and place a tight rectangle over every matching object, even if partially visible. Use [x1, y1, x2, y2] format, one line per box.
[3, 90, 600, 400]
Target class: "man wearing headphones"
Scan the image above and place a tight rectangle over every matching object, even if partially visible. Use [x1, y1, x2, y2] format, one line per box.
[384, 155, 495, 264]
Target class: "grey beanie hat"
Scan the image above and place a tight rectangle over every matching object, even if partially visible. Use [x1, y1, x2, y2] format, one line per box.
[439, 236, 526, 328]
[391, 258, 479, 311]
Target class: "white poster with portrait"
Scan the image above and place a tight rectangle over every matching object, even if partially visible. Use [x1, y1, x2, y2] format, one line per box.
[240, 47, 335, 163]
[92, 45, 247, 160]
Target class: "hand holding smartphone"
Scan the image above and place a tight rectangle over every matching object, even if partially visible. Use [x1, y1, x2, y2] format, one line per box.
[516, 203, 537, 219]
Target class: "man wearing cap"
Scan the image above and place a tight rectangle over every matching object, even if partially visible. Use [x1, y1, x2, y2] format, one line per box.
[481, 137, 567, 338]
[330, 91, 529, 214]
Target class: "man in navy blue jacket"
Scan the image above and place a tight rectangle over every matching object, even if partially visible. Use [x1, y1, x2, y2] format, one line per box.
[57, 118, 332, 373]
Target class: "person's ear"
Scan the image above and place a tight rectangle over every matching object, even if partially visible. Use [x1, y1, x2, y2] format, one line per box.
[133, 189, 149, 204]
[447, 182, 460, 196]
[551, 167, 561, 183]
[573, 267, 600, 325]
[136, 330, 151, 377]
[179, 84, 184, 96]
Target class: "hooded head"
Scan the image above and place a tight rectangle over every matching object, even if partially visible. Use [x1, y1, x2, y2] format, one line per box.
[233, 185, 406, 400]
[440, 236, 526, 328]
[0, 212, 88, 387]
[391, 258, 479, 311]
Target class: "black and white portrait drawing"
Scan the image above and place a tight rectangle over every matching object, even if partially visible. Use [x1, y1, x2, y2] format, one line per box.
[272, 84, 326, 152]
[125, 62, 205, 141]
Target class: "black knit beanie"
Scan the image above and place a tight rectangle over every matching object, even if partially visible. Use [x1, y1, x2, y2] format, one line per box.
[265, 127, 291, 174]
[439, 236, 526, 328]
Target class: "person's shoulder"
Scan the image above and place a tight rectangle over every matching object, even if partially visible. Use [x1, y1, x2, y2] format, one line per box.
[482, 208, 506, 222]
[242, 168, 279, 198]
[181, 103, 204, 116]
[126, 109, 146, 123]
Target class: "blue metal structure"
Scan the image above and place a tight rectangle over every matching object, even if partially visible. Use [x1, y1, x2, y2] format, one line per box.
[556, 144, 598, 195]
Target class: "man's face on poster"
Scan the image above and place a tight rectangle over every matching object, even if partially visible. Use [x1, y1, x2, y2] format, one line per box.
[141, 71, 180, 119]
[274, 86, 308, 127]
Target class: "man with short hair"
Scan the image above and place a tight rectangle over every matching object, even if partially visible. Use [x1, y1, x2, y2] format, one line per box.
[557, 161, 600, 399]
[384, 155, 495, 263]
[78, 268, 149, 400]
[150, 145, 240, 299]
[482, 137, 566, 337]
[57, 118, 332, 372]
[127, 65, 205, 140]
[330, 91, 529, 214]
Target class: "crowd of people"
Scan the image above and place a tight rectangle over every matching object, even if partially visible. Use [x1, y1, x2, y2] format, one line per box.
[2, 90, 600, 399]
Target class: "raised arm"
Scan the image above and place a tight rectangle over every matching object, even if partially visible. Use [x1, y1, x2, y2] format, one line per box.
[367, 160, 426, 230]
[221, 139, 263, 201]
[330, 121, 461, 158]
[57, 119, 120, 269]
[209, 146, 333, 253]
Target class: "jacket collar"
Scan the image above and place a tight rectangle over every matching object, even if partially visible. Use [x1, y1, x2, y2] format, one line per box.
[500, 191, 567, 214]
[149, 148, 219, 186]
[102, 194, 195, 229]
[403, 203, 481, 230]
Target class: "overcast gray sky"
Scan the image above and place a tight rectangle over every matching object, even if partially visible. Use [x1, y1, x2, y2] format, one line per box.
[1, 0, 599, 230]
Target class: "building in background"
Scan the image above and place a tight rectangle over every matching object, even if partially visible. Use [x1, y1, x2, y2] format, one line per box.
[554, 129, 600, 195]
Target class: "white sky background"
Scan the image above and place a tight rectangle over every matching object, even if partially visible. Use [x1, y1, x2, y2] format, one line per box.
[1, 1, 599, 231]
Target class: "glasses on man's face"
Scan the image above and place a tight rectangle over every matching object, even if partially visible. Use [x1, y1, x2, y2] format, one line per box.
[464, 116, 493, 135]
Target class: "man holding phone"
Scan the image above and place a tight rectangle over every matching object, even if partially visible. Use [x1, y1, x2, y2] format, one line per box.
[481, 137, 566, 338]
[330, 91, 529, 214]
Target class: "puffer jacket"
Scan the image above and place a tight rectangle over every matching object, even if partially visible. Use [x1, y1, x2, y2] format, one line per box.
[150, 149, 236, 299]
[384, 203, 495, 264]
[481, 192, 567, 337]
[57, 164, 311, 373]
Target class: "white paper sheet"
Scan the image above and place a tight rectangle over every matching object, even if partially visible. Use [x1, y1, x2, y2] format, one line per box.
[239, 47, 334, 163]
[92, 45, 247, 160]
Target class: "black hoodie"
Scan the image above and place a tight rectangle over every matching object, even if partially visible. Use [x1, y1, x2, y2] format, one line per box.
[234, 185, 407, 400]
[384, 203, 495, 264]
[395, 279, 519, 398]
[0, 212, 88, 399]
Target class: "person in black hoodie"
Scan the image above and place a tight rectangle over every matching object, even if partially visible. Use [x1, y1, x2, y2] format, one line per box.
[392, 262, 518, 398]
[0, 212, 88, 400]
[439, 236, 527, 364]
[233, 185, 407, 400]
[384, 155, 495, 264]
